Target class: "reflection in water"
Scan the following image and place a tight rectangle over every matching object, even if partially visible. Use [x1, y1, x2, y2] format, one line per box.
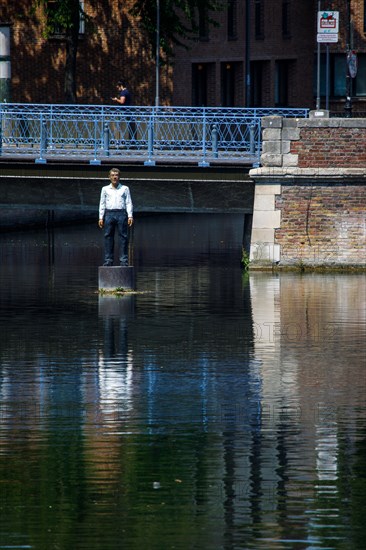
[0, 215, 365, 550]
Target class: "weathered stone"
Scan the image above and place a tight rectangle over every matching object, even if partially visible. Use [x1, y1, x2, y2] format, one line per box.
[262, 141, 282, 154]
[261, 116, 283, 129]
[261, 153, 283, 167]
[282, 128, 300, 141]
[282, 153, 298, 167]
[262, 128, 282, 141]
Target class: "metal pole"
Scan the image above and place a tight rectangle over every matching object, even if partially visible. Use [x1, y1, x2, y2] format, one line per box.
[344, 0, 352, 117]
[245, 0, 251, 107]
[155, 0, 160, 108]
[316, 0, 321, 110]
[325, 44, 329, 111]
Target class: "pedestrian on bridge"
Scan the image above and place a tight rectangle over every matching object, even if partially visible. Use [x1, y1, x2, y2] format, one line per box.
[98, 168, 134, 266]
[111, 80, 131, 106]
[111, 81, 136, 142]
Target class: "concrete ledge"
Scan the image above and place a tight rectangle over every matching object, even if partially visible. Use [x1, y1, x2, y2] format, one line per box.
[297, 117, 366, 128]
[249, 167, 366, 179]
[98, 266, 135, 291]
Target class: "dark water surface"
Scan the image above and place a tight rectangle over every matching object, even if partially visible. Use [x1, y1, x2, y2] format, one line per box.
[0, 214, 365, 550]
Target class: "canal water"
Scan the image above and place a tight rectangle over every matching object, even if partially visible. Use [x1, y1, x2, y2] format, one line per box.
[0, 214, 365, 550]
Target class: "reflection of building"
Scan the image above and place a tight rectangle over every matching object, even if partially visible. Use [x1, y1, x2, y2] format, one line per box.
[248, 272, 366, 541]
[3, 1, 366, 112]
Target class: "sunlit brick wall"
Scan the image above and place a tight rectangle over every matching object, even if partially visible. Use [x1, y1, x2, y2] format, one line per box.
[275, 184, 366, 265]
[4, 0, 171, 105]
[291, 125, 366, 168]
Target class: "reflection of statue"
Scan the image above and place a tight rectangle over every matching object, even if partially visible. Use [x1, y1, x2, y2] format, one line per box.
[102, 316, 128, 358]
[97, 295, 135, 419]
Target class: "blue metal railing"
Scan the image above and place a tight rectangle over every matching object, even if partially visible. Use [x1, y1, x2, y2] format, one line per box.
[0, 103, 309, 166]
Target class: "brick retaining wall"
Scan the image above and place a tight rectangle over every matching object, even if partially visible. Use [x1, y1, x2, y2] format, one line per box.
[249, 114, 366, 269]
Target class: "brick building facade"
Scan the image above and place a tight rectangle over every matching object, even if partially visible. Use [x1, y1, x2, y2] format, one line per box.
[1, 1, 366, 110]
[173, 0, 366, 112]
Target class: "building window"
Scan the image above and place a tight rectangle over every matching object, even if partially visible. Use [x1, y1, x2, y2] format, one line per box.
[275, 60, 290, 106]
[255, 0, 264, 39]
[315, 53, 366, 98]
[227, 0, 237, 40]
[221, 63, 236, 106]
[282, 0, 291, 38]
[251, 61, 264, 107]
[192, 64, 208, 106]
[355, 54, 366, 96]
[199, 6, 209, 40]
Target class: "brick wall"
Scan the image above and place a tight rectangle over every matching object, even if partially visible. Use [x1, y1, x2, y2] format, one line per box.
[275, 184, 366, 265]
[3, 0, 170, 105]
[292, 125, 366, 168]
[249, 115, 366, 268]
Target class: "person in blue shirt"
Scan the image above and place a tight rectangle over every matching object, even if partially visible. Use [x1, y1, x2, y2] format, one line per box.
[98, 168, 133, 266]
[112, 80, 131, 106]
[111, 81, 136, 141]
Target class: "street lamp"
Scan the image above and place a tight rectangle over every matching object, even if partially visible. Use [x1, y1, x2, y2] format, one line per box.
[155, 0, 160, 107]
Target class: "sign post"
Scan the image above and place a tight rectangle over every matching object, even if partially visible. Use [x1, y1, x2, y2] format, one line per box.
[345, 0, 353, 117]
[317, 11, 339, 112]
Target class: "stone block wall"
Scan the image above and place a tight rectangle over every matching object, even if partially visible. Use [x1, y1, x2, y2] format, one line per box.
[249, 115, 366, 269]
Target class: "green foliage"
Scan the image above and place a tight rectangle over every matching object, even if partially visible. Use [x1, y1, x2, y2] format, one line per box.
[241, 248, 250, 271]
[32, 0, 88, 38]
[129, 0, 224, 58]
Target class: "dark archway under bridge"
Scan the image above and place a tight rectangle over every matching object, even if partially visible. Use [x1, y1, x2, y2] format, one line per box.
[0, 160, 254, 232]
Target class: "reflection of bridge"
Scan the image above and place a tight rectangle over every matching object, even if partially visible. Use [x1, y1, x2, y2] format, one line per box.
[0, 104, 308, 167]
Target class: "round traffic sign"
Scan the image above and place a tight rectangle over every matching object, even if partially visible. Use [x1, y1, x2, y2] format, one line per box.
[347, 50, 358, 78]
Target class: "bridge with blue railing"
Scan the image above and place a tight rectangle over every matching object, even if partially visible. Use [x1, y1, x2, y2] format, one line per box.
[0, 103, 308, 167]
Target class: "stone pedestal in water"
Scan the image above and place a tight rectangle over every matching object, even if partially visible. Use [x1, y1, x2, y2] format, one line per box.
[98, 266, 135, 291]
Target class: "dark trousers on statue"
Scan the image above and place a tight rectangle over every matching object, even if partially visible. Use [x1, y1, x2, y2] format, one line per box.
[103, 210, 129, 266]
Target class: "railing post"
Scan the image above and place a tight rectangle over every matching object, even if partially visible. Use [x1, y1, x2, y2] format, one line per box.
[103, 122, 110, 156]
[199, 108, 210, 167]
[249, 123, 255, 155]
[35, 114, 47, 164]
[212, 124, 218, 158]
[144, 113, 155, 166]
[90, 116, 101, 165]
[48, 104, 54, 149]
[252, 118, 261, 168]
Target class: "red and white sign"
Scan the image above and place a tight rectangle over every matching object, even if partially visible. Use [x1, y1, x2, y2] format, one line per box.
[318, 11, 339, 34]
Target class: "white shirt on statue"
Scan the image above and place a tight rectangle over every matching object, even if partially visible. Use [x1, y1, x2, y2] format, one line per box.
[99, 183, 133, 219]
